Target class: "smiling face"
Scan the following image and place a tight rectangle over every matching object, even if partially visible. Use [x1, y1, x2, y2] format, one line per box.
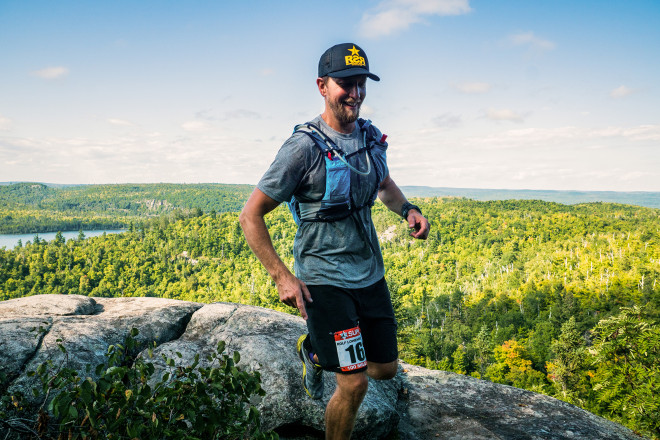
[317, 75, 367, 133]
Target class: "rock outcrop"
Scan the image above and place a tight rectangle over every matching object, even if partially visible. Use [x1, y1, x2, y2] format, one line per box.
[0, 295, 646, 439]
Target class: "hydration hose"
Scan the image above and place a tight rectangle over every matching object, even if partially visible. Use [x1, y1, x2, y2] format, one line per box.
[333, 130, 370, 176]
[296, 123, 371, 176]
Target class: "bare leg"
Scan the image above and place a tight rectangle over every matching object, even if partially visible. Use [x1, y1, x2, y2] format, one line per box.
[324, 361, 398, 439]
[325, 372, 368, 440]
[366, 360, 398, 380]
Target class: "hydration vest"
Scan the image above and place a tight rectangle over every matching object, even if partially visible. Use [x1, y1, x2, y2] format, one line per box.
[287, 118, 388, 226]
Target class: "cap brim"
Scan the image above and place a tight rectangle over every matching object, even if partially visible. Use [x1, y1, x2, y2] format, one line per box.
[328, 67, 380, 82]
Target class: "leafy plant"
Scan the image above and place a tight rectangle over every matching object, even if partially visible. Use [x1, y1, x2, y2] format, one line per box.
[1, 328, 277, 439]
[589, 306, 660, 439]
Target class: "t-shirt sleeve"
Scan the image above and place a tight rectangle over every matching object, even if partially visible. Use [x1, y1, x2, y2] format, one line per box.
[257, 134, 311, 203]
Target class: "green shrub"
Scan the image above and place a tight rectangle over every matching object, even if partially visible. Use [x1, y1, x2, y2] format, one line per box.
[1, 328, 277, 439]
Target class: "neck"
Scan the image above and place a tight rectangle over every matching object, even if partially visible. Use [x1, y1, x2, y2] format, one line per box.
[321, 110, 355, 134]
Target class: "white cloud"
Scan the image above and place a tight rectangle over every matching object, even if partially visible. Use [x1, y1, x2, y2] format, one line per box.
[610, 85, 634, 98]
[0, 131, 274, 184]
[620, 171, 654, 181]
[0, 115, 12, 131]
[220, 109, 261, 120]
[622, 125, 660, 141]
[260, 68, 275, 76]
[30, 66, 70, 79]
[194, 109, 216, 121]
[181, 120, 213, 132]
[433, 113, 462, 128]
[466, 124, 660, 149]
[385, 124, 660, 191]
[453, 81, 491, 94]
[360, 104, 375, 117]
[180, 108, 260, 132]
[359, 0, 472, 39]
[107, 118, 134, 126]
[508, 32, 555, 51]
[486, 108, 525, 123]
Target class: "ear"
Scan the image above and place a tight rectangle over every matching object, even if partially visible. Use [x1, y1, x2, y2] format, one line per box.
[316, 77, 327, 97]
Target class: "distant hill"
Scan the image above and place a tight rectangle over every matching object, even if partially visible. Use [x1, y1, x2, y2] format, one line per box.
[401, 186, 660, 209]
[0, 182, 80, 189]
[3, 182, 659, 209]
[0, 182, 255, 234]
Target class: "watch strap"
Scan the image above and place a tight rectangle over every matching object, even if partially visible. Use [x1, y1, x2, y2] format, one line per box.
[401, 202, 421, 219]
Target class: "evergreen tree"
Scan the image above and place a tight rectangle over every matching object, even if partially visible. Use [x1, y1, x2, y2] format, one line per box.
[547, 316, 585, 404]
[451, 344, 467, 375]
[54, 231, 65, 246]
[473, 325, 491, 379]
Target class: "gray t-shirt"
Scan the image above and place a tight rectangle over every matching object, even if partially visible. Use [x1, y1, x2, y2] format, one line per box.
[257, 115, 389, 288]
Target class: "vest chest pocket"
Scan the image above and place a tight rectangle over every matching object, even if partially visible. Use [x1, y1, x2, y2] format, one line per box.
[318, 156, 351, 217]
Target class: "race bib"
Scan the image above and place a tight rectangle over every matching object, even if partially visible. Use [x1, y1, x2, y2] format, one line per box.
[334, 326, 367, 372]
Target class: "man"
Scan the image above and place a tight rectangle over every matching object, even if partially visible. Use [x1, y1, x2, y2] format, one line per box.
[239, 42, 429, 439]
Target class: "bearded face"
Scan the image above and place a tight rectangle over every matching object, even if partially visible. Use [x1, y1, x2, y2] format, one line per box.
[323, 76, 367, 128]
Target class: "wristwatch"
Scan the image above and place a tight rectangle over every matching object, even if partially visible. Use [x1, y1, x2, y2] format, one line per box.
[401, 202, 422, 220]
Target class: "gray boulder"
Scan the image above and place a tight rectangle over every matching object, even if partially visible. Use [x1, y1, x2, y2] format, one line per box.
[397, 363, 645, 440]
[0, 295, 646, 439]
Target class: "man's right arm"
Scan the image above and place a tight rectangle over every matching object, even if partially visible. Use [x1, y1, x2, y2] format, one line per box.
[239, 188, 313, 319]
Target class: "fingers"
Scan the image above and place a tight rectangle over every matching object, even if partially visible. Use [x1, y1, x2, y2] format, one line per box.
[295, 292, 308, 321]
[301, 282, 313, 304]
[408, 212, 430, 240]
[277, 275, 312, 320]
[297, 281, 313, 320]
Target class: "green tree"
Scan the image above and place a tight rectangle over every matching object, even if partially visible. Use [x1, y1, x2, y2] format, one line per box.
[53, 231, 64, 246]
[473, 325, 491, 379]
[590, 306, 660, 439]
[547, 316, 586, 404]
[488, 339, 546, 392]
[451, 344, 467, 375]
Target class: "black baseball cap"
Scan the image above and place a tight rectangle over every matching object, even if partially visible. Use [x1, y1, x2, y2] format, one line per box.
[318, 43, 380, 81]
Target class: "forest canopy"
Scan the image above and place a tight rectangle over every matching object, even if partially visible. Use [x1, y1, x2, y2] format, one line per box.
[1, 184, 659, 438]
[0, 182, 254, 234]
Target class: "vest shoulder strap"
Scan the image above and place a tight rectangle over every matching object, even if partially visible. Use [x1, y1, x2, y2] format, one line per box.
[293, 122, 340, 155]
[292, 119, 386, 156]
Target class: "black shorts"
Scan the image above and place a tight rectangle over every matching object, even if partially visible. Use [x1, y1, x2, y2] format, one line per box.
[305, 277, 398, 374]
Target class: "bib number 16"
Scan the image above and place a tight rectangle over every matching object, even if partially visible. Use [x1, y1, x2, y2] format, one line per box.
[334, 326, 367, 372]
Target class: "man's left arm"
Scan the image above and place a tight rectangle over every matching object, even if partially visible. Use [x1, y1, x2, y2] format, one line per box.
[378, 174, 430, 240]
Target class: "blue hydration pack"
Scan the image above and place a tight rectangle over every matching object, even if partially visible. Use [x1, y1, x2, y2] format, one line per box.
[287, 118, 388, 226]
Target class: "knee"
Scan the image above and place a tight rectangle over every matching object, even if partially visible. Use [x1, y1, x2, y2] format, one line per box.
[377, 368, 397, 380]
[337, 373, 369, 401]
[372, 369, 396, 380]
[349, 373, 369, 398]
[368, 361, 398, 380]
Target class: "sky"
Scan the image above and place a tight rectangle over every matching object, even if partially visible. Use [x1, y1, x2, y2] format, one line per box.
[1, 0, 659, 192]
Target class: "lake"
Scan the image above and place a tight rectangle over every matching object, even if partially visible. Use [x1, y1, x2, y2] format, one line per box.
[0, 230, 127, 250]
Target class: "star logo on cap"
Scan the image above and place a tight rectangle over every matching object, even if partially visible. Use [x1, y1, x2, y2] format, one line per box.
[348, 45, 361, 56]
[344, 45, 366, 67]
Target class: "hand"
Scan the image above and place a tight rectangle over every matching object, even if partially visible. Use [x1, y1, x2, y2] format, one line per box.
[407, 210, 430, 240]
[275, 272, 313, 320]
